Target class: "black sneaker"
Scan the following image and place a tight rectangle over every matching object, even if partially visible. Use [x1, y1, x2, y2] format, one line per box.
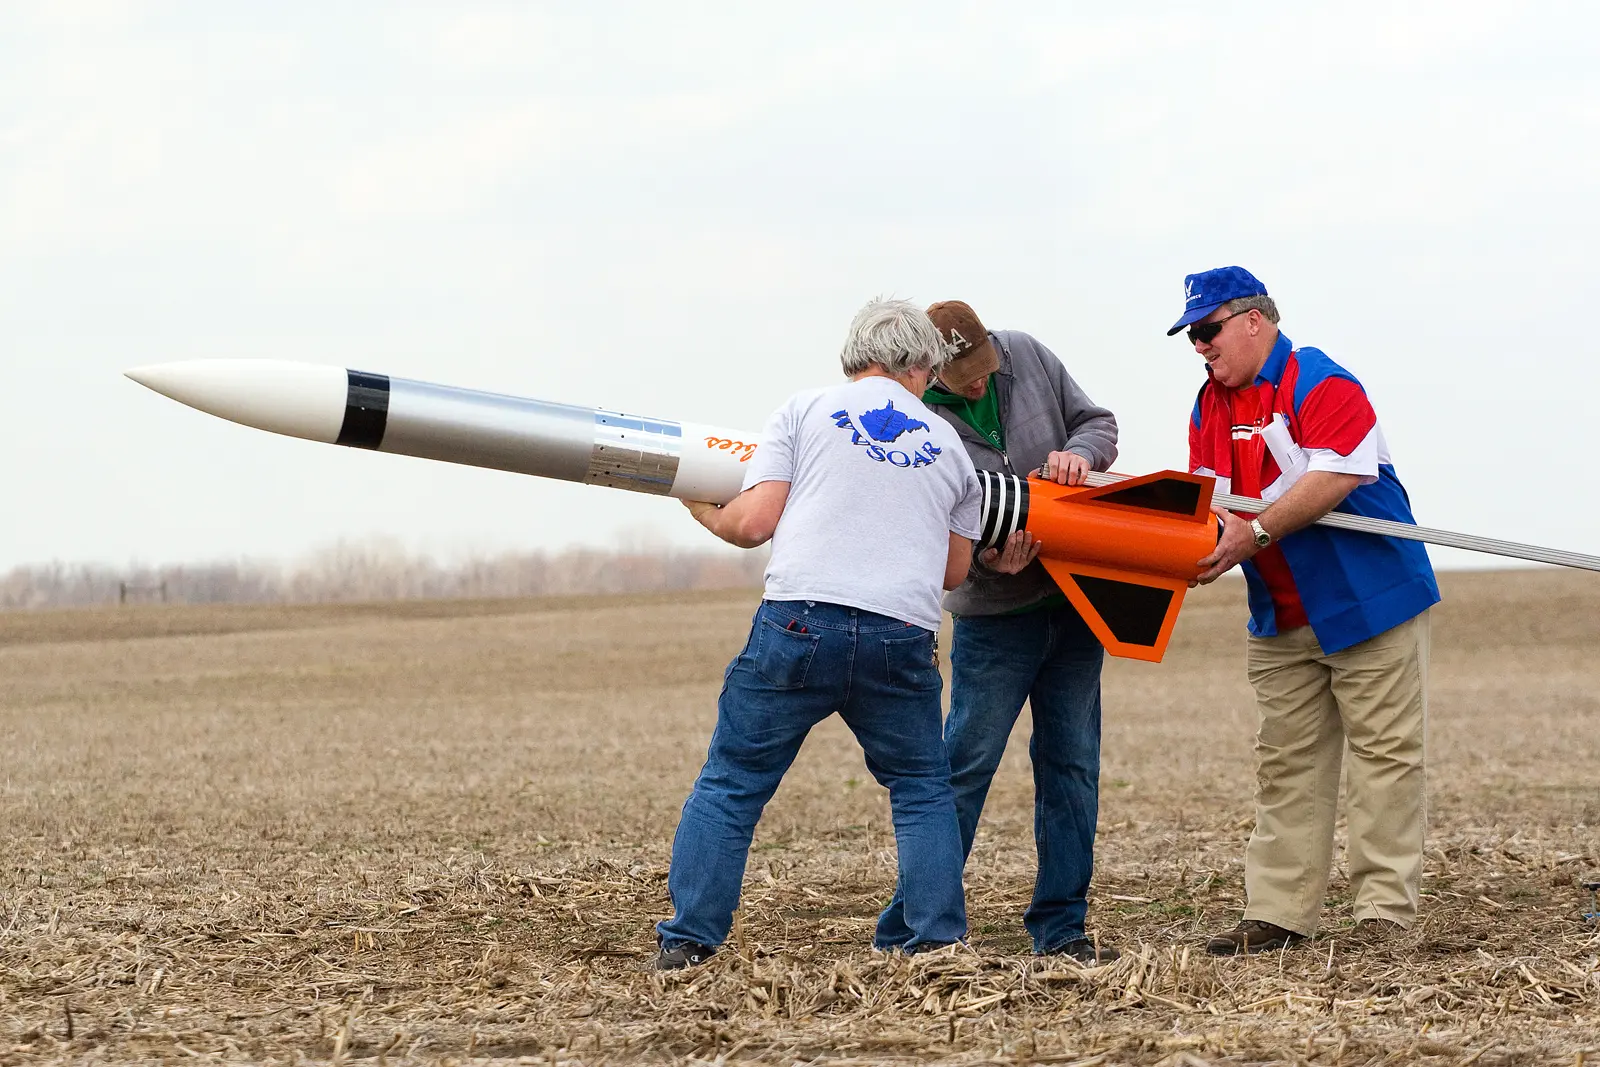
[656, 941, 715, 971]
[904, 940, 960, 956]
[1042, 937, 1121, 965]
[1205, 920, 1305, 956]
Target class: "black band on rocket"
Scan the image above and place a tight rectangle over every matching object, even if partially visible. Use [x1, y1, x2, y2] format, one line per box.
[336, 370, 390, 449]
[1010, 475, 1030, 543]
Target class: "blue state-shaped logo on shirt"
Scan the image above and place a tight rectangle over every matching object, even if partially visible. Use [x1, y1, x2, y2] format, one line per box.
[832, 401, 942, 469]
[859, 401, 928, 442]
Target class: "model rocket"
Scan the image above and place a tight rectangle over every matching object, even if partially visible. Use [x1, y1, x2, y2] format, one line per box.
[126, 360, 1600, 664]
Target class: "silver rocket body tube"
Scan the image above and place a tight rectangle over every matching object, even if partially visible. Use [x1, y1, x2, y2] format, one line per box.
[383, 378, 679, 493]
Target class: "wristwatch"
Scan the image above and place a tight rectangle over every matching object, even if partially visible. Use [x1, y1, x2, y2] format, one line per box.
[1249, 518, 1273, 548]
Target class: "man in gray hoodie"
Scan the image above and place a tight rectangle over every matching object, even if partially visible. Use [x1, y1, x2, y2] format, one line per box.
[876, 300, 1121, 964]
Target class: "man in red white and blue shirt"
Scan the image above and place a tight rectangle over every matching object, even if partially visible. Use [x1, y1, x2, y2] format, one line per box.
[1170, 266, 1440, 956]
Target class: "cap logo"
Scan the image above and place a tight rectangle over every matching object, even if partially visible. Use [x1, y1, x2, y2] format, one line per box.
[944, 327, 973, 357]
[1185, 278, 1201, 306]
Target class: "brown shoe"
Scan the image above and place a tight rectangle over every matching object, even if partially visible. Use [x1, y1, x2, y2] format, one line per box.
[1205, 920, 1305, 956]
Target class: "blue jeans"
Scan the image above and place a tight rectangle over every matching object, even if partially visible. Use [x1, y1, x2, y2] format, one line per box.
[877, 603, 1105, 953]
[657, 600, 967, 953]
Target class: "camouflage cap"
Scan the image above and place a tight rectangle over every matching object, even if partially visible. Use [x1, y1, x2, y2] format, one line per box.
[926, 300, 999, 391]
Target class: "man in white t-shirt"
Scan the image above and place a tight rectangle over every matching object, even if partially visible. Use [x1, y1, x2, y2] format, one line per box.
[655, 298, 984, 969]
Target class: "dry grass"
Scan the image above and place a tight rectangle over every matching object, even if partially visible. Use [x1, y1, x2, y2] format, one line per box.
[0, 571, 1596, 1065]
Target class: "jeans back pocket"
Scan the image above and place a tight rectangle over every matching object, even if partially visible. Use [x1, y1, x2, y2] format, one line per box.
[755, 619, 820, 689]
[883, 630, 941, 692]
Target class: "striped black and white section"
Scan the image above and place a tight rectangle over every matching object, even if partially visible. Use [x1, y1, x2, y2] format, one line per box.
[977, 471, 1030, 551]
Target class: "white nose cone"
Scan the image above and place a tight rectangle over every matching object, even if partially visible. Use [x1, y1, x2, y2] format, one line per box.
[125, 359, 351, 444]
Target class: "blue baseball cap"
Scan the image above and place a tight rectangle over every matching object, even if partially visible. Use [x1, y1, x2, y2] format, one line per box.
[1166, 266, 1268, 336]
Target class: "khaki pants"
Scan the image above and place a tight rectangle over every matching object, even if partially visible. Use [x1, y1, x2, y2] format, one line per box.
[1241, 611, 1430, 936]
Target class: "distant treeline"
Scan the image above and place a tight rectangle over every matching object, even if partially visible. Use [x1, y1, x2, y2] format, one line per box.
[0, 539, 768, 610]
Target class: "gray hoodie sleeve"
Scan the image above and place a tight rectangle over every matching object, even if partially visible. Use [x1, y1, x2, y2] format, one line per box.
[946, 333, 1120, 611]
[1024, 335, 1119, 470]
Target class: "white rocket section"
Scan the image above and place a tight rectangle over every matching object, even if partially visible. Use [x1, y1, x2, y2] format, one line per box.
[675, 420, 761, 503]
[125, 360, 348, 443]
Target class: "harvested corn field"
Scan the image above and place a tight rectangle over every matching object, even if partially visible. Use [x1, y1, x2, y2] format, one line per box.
[0, 571, 1596, 1064]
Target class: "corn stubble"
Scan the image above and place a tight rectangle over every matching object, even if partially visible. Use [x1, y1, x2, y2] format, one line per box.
[0, 575, 1596, 1065]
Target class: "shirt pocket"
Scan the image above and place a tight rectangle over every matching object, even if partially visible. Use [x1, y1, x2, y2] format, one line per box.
[882, 630, 942, 692]
[755, 620, 820, 689]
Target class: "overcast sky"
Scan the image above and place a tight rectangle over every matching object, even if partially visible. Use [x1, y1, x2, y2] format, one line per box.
[4, 1, 1598, 571]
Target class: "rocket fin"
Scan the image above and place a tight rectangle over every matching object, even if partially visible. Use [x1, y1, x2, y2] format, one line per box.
[1037, 558, 1190, 663]
[1053, 470, 1214, 522]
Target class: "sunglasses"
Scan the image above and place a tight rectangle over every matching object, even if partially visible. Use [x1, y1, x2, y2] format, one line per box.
[1187, 309, 1249, 346]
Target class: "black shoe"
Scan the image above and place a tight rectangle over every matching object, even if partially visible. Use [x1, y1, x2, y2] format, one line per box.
[1042, 937, 1121, 965]
[1205, 920, 1305, 956]
[904, 940, 960, 956]
[656, 941, 715, 971]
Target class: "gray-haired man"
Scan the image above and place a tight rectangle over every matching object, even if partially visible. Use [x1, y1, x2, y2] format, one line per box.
[657, 298, 984, 968]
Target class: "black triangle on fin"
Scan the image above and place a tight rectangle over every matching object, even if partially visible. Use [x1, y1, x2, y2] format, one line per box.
[1071, 573, 1173, 648]
[1088, 478, 1203, 518]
